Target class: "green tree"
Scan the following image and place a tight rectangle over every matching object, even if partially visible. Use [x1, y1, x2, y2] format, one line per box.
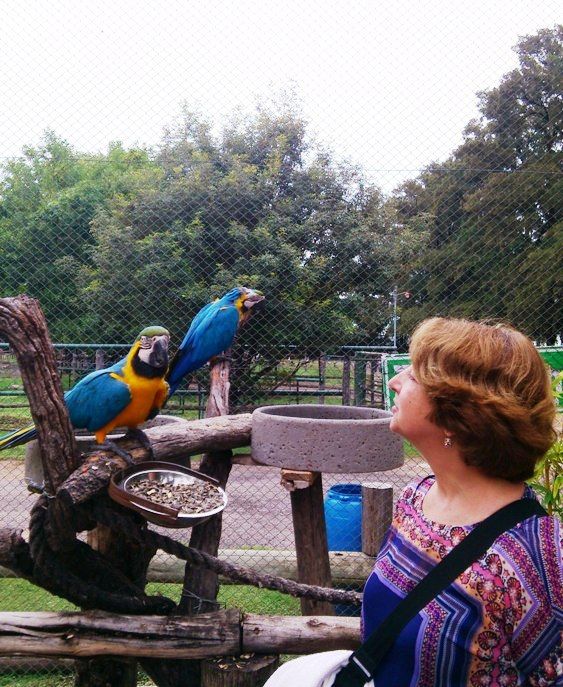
[80, 104, 407, 403]
[0, 133, 161, 340]
[394, 26, 562, 343]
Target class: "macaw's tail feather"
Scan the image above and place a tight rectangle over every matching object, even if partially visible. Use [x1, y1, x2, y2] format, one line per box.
[0, 425, 37, 451]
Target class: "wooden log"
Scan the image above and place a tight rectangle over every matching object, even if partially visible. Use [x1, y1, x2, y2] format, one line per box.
[290, 473, 334, 616]
[353, 354, 367, 406]
[243, 614, 360, 654]
[361, 482, 393, 557]
[57, 413, 252, 507]
[1, 297, 150, 686]
[0, 295, 78, 492]
[201, 654, 280, 687]
[0, 610, 241, 659]
[0, 611, 360, 657]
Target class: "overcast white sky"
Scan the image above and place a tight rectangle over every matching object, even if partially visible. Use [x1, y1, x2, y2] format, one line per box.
[1, 0, 560, 193]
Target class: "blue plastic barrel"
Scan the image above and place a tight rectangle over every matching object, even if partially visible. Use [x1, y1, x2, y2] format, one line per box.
[324, 483, 362, 552]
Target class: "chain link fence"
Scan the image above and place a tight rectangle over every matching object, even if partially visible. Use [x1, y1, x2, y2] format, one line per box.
[0, 2, 561, 684]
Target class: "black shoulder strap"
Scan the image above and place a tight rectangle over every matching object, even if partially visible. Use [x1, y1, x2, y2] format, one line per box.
[333, 498, 547, 687]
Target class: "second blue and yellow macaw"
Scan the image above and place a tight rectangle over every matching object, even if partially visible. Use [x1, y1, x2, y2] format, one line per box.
[0, 326, 170, 457]
[166, 286, 265, 396]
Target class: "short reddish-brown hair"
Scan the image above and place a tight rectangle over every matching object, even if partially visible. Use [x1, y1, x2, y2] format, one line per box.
[409, 317, 556, 482]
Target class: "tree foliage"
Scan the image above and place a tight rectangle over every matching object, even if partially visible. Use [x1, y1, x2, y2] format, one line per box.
[0, 27, 560, 372]
[395, 26, 562, 343]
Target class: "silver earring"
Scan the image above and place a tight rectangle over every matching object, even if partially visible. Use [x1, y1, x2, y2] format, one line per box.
[443, 436, 453, 448]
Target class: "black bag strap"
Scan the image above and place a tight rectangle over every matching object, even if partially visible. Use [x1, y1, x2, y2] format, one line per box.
[333, 498, 547, 687]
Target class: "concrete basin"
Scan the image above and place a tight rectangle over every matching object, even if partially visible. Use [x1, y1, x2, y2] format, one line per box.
[251, 404, 404, 473]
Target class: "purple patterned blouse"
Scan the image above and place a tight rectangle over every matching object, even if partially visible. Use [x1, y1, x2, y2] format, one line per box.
[361, 477, 562, 686]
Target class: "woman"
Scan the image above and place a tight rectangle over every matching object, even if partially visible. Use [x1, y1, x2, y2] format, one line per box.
[266, 317, 561, 687]
[361, 317, 561, 686]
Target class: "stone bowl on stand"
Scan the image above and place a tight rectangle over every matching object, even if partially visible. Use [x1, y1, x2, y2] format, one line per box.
[251, 404, 403, 473]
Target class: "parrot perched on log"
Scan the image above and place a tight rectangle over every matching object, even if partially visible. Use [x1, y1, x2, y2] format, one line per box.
[166, 286, 265, 396]
[0, 326, 170, 464]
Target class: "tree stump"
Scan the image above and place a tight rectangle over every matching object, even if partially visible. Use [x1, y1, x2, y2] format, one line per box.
[201, 654, 280, 687]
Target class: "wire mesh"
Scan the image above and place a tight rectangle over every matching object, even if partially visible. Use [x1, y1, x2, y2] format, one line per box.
[0, 2, 561, 684]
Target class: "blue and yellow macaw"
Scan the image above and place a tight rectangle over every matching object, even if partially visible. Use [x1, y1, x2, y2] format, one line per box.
[0, 326, 170, 460]
[166, 287, 265, 396]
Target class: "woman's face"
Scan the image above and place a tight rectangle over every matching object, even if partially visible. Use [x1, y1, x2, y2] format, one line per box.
[388, 365, 438, 445]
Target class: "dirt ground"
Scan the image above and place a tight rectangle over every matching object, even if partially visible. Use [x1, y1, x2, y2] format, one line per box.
[0, 457, 427, 549]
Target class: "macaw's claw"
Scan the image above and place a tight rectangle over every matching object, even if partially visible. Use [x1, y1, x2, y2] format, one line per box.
[124, 428, 155, 460]
[24, 478, 45, 494]
[100, 440, 136, 467]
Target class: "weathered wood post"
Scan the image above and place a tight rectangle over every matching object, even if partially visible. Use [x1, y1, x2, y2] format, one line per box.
[318, 355, 326, 405]
[354, 352, 367, 407]
[95, 348, 105, 370]
[282, 470, 334, 616]
[182, 352, 233, 614]
[342, 355, 351, 406]
[361, 482, 393, 557]
[143, 352, 234, 687]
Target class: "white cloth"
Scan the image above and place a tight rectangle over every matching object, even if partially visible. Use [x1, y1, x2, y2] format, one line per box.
[263, 650, 374, 687]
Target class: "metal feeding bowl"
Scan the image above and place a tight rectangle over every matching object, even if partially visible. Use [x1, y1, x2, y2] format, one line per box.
[108, 461, 228, 528]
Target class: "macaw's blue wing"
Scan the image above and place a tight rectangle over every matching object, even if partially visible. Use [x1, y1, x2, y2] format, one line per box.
[64, 358, 132, 433]
[167, 304, 240, 395]
[0, 358, 131, 450]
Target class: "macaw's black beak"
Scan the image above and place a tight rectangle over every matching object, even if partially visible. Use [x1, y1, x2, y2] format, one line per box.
[150, 338, 169, 368]
[243, 293, 266, 311]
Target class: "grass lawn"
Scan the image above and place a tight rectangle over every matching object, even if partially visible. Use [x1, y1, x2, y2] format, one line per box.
[0, 578, 301, 615]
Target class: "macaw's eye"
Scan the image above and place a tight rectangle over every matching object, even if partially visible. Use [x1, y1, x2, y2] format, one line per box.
[140, 336, 151, 349]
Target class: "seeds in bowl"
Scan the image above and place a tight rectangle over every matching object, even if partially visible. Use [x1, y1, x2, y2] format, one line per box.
[126, 478, 224, 514]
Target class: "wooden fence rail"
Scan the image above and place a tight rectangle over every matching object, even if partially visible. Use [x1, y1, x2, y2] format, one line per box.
[0, 610, 360, 658]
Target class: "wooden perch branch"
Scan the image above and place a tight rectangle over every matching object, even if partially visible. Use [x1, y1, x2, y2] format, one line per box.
[57, 413, 252, 507]
[0, 611, 360, 658]
[0, 295, 78, 492]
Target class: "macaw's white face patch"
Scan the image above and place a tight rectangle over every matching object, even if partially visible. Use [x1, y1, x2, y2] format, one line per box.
[138, 334, 170, 366]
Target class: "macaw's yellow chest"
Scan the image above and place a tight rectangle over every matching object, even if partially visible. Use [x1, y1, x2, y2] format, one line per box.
[103, 374, 168, 437]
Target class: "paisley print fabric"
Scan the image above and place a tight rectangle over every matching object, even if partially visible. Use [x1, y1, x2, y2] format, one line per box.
[361, 477, 562, 686]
